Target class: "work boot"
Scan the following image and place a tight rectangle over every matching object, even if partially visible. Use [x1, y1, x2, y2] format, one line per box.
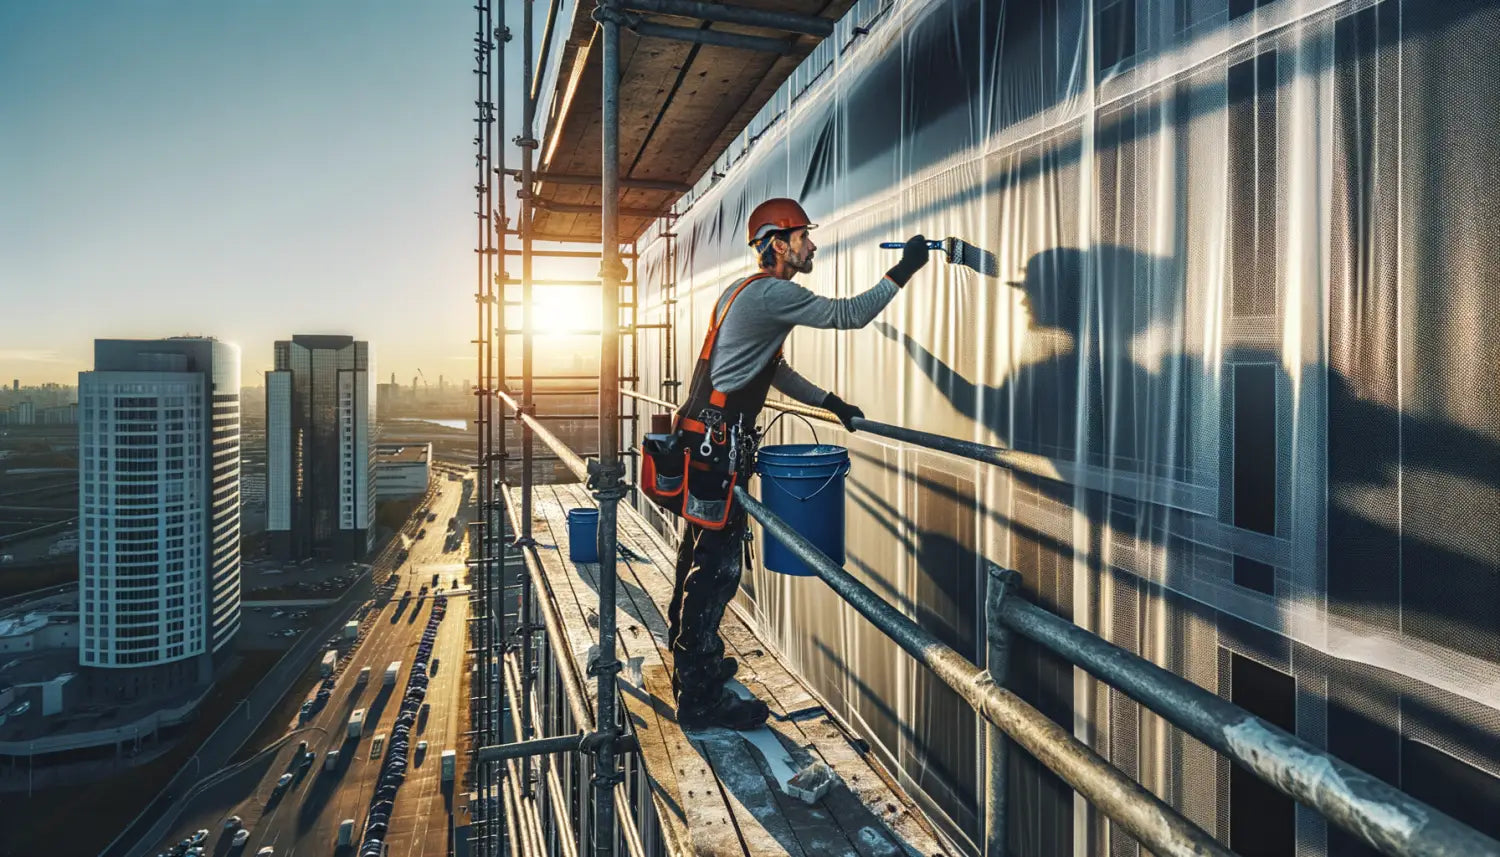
[678, 688, 770, 731]
[716, 656, 739, 683]
[671, 655, 739, 698]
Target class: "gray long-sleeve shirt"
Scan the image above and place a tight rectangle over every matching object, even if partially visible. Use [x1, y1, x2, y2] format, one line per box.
[707, 273, 900, 405]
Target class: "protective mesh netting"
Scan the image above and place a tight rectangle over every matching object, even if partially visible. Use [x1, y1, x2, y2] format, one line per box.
[626, 0, 1500, 853]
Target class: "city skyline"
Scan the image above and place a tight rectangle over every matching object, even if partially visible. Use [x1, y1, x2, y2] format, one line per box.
[0, 3, 489, 389]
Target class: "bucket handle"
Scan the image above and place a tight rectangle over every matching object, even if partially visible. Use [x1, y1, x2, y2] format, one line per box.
[761, 459, 851, 503]
[759, 409, 820, 447]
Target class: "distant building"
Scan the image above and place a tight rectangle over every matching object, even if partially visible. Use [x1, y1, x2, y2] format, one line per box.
[240, 471, 267, 505]
[40, 403, 77, 425]
[78, 338, 241, 694]
[266, 335, 376, 560]
[8, 401, 34, 425]
[10, 379, 17, 392]
[0, 609, 79, 654]
[376, 443, 431, 500]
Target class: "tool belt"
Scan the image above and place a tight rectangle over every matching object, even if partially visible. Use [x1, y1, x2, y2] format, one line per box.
[642, 273, 778, 530]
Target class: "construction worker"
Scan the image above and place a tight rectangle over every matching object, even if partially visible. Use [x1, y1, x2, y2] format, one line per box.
[667, 197, 930, 730]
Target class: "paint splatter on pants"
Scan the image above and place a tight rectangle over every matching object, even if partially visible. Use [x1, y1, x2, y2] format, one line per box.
[667, 509, 746, 713]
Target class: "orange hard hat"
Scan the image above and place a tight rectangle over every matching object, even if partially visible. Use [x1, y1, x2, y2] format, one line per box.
[746, 198, 817, 246]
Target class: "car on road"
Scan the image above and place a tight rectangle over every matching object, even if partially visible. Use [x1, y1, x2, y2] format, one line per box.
[191, 829, 209, 845]
[417, 740, 428, 757]
[274, 772, 293, 793]
[257, 848, 275, 857]
[231, 829, 250, 848]
[224, 816, 242, 830]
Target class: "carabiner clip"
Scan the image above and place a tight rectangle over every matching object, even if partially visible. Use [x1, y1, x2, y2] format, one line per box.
[699, 434, 714, 457]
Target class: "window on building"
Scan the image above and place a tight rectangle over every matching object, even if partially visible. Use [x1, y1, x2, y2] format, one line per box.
[1228, 652, 1295, 855]
[1228, 50, 1278, 318]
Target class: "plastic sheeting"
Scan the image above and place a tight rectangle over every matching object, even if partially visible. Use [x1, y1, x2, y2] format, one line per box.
[629, 1, 1500, 854]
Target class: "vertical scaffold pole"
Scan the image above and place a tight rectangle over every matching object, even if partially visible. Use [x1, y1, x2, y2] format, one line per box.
[590, 0, 627, 853]
[518, 0, 539, 784]
[473, 0, 499, 851]
[492, 2, 509, 848]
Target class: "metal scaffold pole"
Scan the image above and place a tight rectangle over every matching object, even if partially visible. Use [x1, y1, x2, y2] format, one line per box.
[518, 0, 540, 797]
[591, 0, 627, 852]
[493, 5, 509, 831]
[471, 0, 500, 852]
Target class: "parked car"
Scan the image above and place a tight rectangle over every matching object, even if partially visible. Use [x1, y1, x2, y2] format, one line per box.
[232, 829, 250, 847]
[223, 816, 242, 830]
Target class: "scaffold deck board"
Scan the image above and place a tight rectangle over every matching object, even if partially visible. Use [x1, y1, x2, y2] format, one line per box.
[510, 483, 953, 857]
[609, 498, 952, 857]
[533, 491, 779, 856]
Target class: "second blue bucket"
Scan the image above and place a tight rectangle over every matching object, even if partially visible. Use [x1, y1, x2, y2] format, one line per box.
[755, 444, 850, 577]
[567, 507, 599, 562]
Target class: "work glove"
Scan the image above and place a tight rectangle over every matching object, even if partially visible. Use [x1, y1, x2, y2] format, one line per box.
[821, 392, 864, 432]
[885, 233, 931, 287]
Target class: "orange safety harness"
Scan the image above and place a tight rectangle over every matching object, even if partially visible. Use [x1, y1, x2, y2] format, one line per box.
[641, 273, 782, 529]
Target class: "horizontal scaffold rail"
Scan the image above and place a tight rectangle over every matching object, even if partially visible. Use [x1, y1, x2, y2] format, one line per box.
[494, 389, 590, 482]
[733, 488, 1231, 857]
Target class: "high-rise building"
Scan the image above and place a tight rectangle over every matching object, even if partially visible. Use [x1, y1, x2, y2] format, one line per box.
[78, 338, 241, 691]
[10, 379, 17, 392]
[266, 335, 375, 560]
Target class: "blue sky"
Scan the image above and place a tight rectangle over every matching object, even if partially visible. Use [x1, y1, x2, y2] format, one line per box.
[0, 2, 517, 388]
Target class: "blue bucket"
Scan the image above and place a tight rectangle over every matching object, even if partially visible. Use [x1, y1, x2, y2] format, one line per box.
[755, 444, 850, 577]
[567, 508, 599, 563]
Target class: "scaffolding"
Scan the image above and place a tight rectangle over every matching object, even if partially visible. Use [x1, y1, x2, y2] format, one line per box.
[469, 1, 1500, 856]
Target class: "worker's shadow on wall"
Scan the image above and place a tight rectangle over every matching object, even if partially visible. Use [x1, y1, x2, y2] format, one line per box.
[874, 244, 1184, 467]
[872, 242, 1500, 671]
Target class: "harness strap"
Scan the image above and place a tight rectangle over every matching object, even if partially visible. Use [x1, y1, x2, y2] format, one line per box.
[697, 272, 769, 360]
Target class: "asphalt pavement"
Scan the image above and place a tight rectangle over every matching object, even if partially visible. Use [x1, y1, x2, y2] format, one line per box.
[145, 479, 472, 857]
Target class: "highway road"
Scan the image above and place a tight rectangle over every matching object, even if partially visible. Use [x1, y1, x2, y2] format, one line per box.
[145, 475, 473, 857]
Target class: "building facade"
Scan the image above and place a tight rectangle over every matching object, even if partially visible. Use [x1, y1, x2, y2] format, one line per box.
[78, 338, 240, 693]
[266, 335, 376, 560]
[627, 0, 1500, 852]
[375, 442, 430, 500]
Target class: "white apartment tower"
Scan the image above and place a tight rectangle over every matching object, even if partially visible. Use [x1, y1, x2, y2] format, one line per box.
[267, 336, 375, 560]
[78, 339, 240, 688]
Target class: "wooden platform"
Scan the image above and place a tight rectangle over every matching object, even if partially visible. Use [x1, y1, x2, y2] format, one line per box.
[509, 483, 952, 857]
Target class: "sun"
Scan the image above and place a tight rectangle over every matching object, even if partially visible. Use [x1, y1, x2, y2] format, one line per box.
[513, 286, 599, 335]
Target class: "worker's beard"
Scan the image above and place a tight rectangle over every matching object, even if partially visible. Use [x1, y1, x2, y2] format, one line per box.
[790, 252, 814, 274]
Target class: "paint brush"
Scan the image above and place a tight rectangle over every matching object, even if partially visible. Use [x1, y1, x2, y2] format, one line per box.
[879, 238, 998, 276]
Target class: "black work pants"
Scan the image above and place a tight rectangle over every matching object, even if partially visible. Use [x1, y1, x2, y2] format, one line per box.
[667, 508, 746, 712]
